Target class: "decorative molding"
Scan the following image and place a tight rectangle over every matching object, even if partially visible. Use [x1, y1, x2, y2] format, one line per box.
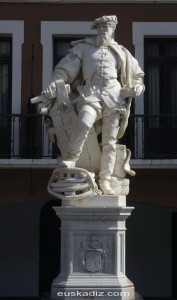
[1, 0, 177, 3]
[1, 158, 177, 167]
[118, 232, 125, 273]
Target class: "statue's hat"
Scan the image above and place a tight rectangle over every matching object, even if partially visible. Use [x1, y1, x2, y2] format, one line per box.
[91, 15, 118, 30]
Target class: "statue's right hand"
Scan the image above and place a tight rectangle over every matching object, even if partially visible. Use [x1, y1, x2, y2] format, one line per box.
[42, 82, 57, 100]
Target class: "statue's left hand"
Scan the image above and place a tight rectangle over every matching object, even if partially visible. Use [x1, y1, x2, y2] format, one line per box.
[134, 84, 144, 97]
[120, 84, 144, 99]
[120, 88, 136, 99]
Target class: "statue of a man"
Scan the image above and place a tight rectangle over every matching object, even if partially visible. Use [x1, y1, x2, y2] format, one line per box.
[43, 15, 145, 195]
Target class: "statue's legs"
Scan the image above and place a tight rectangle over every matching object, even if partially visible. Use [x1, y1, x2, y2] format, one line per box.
[61, 104, 98, 166]
[98, 112, 120, 195]
[60, 102, 120, 196]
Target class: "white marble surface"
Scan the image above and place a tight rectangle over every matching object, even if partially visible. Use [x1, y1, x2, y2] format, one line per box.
[31, 15, 145, 195]
[62, 194, 126, 207]
[51, 203, 134, 300]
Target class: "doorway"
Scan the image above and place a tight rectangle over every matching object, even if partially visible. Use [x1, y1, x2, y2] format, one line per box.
[39, 200, 61, 296]
[172, 212, 177, 297]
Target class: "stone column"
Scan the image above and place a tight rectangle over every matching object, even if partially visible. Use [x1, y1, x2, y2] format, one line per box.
[51, 195, 134, 300]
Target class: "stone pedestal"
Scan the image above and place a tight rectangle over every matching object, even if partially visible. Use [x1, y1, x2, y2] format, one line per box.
[51, 196, 134, 300]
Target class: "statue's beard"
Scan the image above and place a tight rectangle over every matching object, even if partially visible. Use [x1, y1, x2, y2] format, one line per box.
[96, 34, 112, 47]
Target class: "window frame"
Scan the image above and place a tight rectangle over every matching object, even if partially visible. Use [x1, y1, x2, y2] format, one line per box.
[0, 21, 24, 115]
[144, 38, 177, 115]
[132, 22, 177, 164]
[0, 21, 24, 158]
[133, 22, 177, 115]
[0, 37, 12, 114]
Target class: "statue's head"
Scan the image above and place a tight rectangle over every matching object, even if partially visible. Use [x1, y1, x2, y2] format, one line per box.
[91, 15, 118, 31]
[91, 15, 118, 46]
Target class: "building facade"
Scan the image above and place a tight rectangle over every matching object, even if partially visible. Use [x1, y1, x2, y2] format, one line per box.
[0, 0, 177, 298]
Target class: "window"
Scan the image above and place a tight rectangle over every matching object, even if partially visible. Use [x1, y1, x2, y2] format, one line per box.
[145, 38, 177, 116]
[131, 22, 177, 161]
[144, 38, 177, 158]
[0, 37, 12, 158]
[0, 37, 12, 115]
[53, 37, 75, 67]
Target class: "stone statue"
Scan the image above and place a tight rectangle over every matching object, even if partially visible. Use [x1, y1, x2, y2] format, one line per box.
[31, 15, 145, 197]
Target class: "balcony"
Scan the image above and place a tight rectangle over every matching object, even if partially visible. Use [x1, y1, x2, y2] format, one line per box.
[123, 114, 177, 159]
[0, 114, 177, 168]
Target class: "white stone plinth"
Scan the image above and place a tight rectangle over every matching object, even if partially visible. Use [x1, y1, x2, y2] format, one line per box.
[62, 195, 126, 207]
[51, 196, 134, 300]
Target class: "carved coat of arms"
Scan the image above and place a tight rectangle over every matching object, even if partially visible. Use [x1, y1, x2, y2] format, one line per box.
[85, 249, 102, 272]
[75, 236, 111, 273]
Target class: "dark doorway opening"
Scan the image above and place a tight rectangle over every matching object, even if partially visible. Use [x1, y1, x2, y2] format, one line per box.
[172, 212, 177, 297]
[39, 200, 61, 296]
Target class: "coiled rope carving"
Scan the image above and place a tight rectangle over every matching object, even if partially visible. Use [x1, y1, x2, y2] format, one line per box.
[47, 167, 102, 200]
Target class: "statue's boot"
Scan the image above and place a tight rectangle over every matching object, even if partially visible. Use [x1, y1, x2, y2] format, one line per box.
[99, 180, 115, 195]
[59, 159, 76, 168]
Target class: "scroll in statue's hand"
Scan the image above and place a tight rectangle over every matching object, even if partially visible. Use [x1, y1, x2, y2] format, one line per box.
[42, 82, 57, 100]
[41, 80, 67, 100]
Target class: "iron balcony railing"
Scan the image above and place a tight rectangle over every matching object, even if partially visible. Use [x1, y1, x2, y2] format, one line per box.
[0, 114, 177, 160]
